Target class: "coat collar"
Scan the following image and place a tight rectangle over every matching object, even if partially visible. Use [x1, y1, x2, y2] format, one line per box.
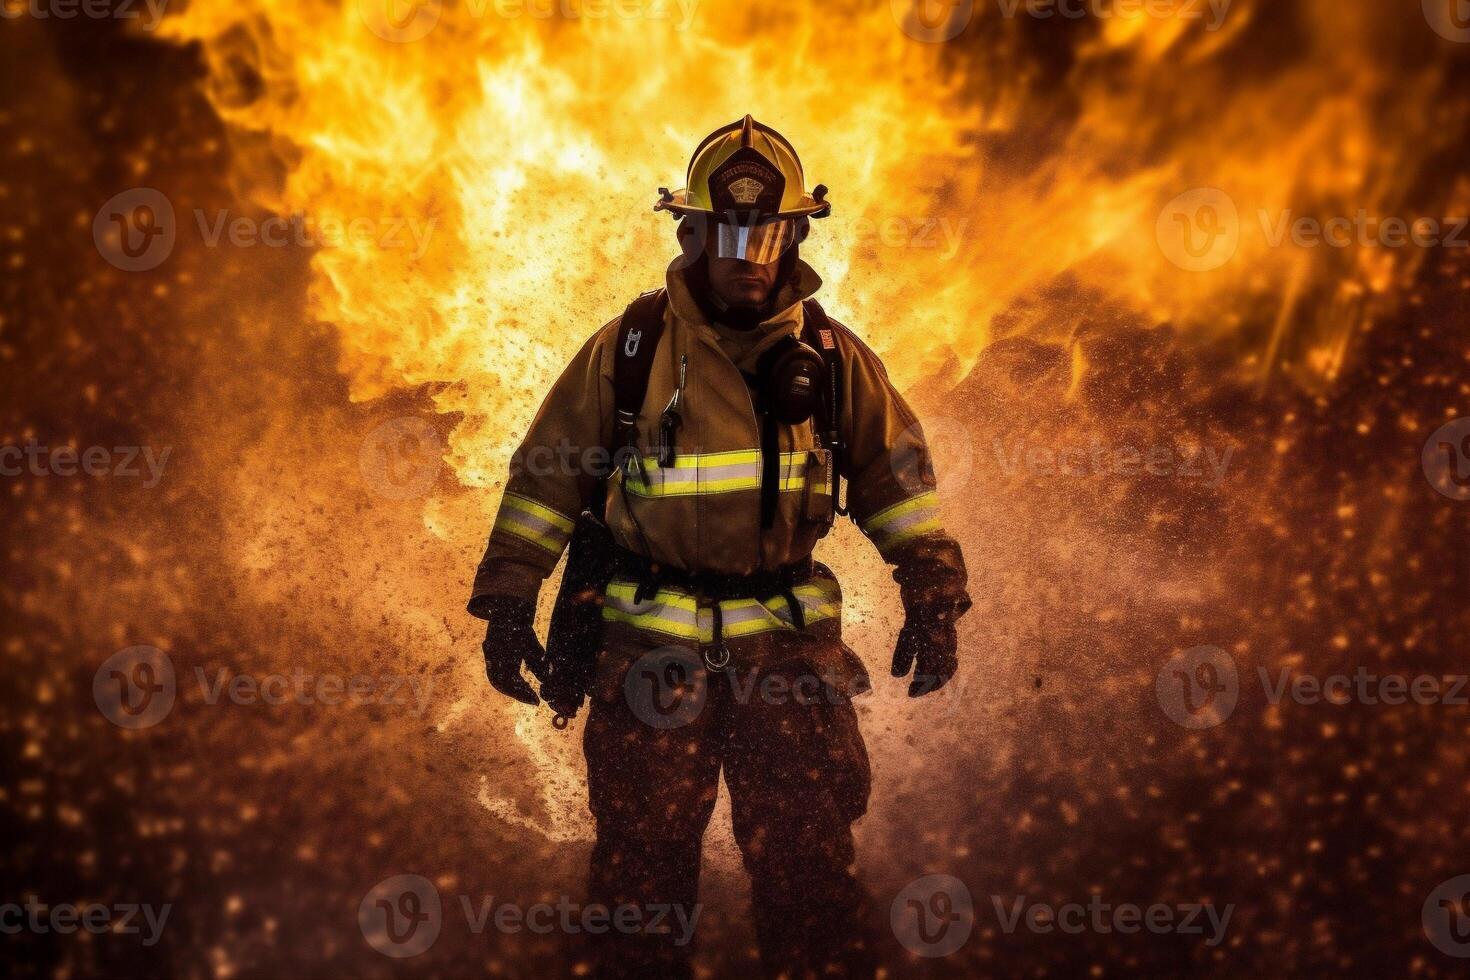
[664, 257, 823, 333]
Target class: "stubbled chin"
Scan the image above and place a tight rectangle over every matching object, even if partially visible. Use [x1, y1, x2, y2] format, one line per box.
[727, 288, 769, 306]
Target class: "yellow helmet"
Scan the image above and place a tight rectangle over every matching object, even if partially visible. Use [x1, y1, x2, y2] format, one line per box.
[656, 115, 830, 263]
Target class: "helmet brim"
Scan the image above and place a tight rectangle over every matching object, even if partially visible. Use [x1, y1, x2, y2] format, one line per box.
[654, 188, 831, 221]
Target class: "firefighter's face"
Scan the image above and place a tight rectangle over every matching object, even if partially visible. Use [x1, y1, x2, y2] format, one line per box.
[707, 254, 780, 307]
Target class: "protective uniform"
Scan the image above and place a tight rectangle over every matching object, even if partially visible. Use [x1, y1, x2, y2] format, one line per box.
[469, 117, 970, 978]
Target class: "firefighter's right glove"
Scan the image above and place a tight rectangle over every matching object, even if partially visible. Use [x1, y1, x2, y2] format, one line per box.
[891, 601, 966, 698]
[479, 595, 550, 706]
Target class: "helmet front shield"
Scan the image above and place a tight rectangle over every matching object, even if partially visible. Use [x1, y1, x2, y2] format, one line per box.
[711, 215, 800, 263]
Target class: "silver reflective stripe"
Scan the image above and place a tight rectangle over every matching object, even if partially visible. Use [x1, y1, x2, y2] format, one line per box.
[622, 451, 810, 498]
[876, 505, 938, 539]
[630, 459, 763, 495]
[498, 507, 564, 540]
[493, 493, 575, 555]
[771, 589, 836, 626]
[602, 576, 841, 643]
[715, 603, 772, 628]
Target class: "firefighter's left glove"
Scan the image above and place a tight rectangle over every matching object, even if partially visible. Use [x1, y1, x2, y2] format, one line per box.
[891, 600, 969, 698]
[479, 595, 551, 706]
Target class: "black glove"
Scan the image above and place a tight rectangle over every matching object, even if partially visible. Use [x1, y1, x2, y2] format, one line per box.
[479, 595, 550, 706]
[891, 601, 965, 698]
[540, 670, 588, 722]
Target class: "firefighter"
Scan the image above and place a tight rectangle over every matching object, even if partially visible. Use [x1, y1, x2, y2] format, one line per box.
[469, 116, 971, 978]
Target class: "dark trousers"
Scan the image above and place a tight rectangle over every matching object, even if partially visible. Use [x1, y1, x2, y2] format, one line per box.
[583, 627, 876, 979]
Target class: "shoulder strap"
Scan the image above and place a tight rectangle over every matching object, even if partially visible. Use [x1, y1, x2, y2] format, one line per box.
[612, 288, 668, 460]
[800, 298, 848, 515]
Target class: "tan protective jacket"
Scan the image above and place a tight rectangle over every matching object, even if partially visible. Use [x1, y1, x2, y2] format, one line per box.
[469, 260, 967, 643]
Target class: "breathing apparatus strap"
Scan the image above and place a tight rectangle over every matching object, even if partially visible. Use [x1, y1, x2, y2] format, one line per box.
[605, 289, 843, 527]
[760, 411, 781, 529]
[607, 288, 668, 559]
[800, 298, 846, 516]
[612, 288, 669, 469]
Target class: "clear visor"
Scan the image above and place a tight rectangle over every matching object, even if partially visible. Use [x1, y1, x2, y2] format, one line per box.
[713, 217, 799, 263]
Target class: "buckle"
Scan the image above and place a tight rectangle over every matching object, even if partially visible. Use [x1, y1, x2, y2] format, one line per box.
[702, 643, 731, 672]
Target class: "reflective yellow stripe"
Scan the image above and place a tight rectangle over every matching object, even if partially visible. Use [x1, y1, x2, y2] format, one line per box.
[493, 493, 575, 556]
[646, 449, 761, 469]
[603, 581, 699, 639]
[602, 578, 841, 643]
[622, 450, 813, 498]
[862, 491, 944, 558]
[503, 493, 575, 533]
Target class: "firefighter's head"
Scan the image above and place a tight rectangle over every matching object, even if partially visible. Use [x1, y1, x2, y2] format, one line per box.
[655, 115, 830, 308]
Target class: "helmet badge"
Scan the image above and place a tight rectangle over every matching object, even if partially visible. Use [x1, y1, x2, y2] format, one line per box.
[728, 177, 765, 206]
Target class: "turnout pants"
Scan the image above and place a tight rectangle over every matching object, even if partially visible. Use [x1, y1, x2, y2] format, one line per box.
[583, 613, 876, 979]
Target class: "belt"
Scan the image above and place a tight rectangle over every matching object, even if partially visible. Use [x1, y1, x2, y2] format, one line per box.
[613, 548, 817, 668]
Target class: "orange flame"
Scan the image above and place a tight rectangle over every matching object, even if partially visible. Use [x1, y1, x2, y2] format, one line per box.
[161, 0, 1462, 489]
